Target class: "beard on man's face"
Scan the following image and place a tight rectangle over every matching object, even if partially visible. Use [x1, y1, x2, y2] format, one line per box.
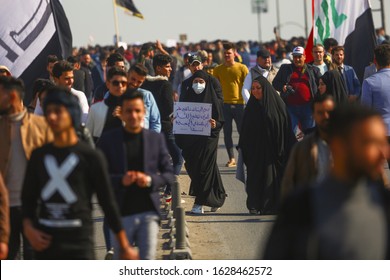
[317, 121, 330, 135]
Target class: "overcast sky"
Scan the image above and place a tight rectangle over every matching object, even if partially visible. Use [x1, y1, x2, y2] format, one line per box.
[62, 0, 389, 47]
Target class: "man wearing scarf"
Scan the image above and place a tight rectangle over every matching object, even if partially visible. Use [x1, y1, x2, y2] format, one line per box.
[86, 67, 127, 143]
[242, 48, 279, 104]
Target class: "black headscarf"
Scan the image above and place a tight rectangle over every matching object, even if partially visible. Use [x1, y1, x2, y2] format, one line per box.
[240, 75, 295, 162]
[176, 70, 227, 208]
[178, 70, 224, 140]
[238, 75, 296, 213]
[181, 70, 224, 122]
[320, 70, 348, 103]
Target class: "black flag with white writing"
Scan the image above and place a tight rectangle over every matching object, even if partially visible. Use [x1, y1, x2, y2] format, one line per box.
[0, 0, 72, 103]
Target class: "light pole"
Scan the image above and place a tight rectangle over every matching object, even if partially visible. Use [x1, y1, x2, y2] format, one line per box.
[252, 0, 267, 43]
[257, 8, 262, 43]
[303, 0, 309, 38]
[380, 0, 386, 33]
[372, 0, 387, 33]
[276, 0, 281, 37]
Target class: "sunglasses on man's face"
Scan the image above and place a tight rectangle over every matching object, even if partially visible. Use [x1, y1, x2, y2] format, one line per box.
[111, 80, 127, 87]
[0, 69, 8, 73]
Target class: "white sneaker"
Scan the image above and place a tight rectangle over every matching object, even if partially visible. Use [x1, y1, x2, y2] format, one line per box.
[191, 204, 204, 214]
[210, 207, 220, 212]
[104, 248, 114, 260]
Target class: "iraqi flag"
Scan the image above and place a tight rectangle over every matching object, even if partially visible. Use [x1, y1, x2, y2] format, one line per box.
[116, 0, 144, 19]
[313, 0, 376, 81]
[0, 0, 72, 103]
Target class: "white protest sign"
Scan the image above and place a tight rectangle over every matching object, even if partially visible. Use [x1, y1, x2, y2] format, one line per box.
[173, 102, 212, 136]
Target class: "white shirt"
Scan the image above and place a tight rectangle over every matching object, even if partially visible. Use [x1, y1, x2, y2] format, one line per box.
[313, 62, 328, 76]
[34, 88, 89, 124]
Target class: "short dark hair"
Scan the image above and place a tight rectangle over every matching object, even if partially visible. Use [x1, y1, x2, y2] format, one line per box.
[323, 38, 338, 51]
[67, 55, 80, 65]
[47, 55, 59, 65]
[52, 60, 74, 78]
[374, 44, 390, 68]
[311, 93, 335, 111]
[32, 79, 55, 98]
[129, 63, 148, 77]
[0, 76, 25, 99]
[153, 54, 172, 70]
[120, 89, 144, 105]
[223, 42, 236, 51]
[80, 49, 90, 56]
[331, 45, 345, 55]
[328, 103, 381, 139]
[99, 51, 110, 63]
[107, 53, 124, 67]
[312, 44, 325, 51]
[140, 42, 154, 55]
[106, 66, 127, 81]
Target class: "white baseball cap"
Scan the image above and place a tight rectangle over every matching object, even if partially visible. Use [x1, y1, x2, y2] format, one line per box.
[292, 46, 305, 56]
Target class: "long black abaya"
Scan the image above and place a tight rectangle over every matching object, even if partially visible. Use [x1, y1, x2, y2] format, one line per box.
[175, 70, 227, 208]
[238, 76, 296, 214]
[320, 70, 348, 103]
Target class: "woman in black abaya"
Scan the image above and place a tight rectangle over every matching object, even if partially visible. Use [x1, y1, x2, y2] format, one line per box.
[238, 76, 296, 215]
[318, 70, 348, 103]
[175, 70, 226, 214]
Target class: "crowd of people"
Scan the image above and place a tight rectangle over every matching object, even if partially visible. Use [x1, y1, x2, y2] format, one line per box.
[1, 30, 390, 260]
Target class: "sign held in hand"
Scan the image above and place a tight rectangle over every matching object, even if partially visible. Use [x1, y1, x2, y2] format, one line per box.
[173, 102, 212, 136]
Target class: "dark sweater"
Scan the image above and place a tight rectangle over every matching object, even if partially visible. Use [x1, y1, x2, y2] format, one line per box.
[142, 79, 174, 134]
[22, 142, 122, 258]
[102, 94, 122, 133]
[264, 176, 390, 260]
[122, 131, 155, 216]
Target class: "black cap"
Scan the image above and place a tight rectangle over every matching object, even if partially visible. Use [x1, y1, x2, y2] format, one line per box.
[257, 48, 271, 58]
[188, 55, 202, 65]
[43, 87, 82, 129]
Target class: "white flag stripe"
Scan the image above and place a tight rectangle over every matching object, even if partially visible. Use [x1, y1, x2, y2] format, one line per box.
[314, 0, 371, 45]
[0, 0, 56, 77]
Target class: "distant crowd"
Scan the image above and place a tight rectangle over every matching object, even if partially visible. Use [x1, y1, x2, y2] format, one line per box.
[1, 27, 390, 261]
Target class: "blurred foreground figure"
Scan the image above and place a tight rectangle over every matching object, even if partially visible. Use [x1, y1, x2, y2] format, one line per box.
[281, 94, 335, 199]
[0, 174, 9, 259]
[22, 88, 138, 260]
[264, 104, 390, 259]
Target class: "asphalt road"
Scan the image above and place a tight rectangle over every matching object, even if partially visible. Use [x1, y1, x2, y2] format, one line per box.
[92, 126, 390, 260]
[180, 128, 275, 260]
[92, 127, 274, 260]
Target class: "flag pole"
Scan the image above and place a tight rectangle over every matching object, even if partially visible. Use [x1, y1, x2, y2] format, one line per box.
[303, 0, 309, 38]
[112, 0, 120, 47]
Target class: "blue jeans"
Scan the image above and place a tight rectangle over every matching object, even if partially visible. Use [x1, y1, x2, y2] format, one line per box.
[223, 104, 244, 159]
[112, 211, 160, 260]
[287, 103, 315, 134]
[164, 132, 183, 176]
[103, 217, 112, 251]
[164, 132, 183, 195]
